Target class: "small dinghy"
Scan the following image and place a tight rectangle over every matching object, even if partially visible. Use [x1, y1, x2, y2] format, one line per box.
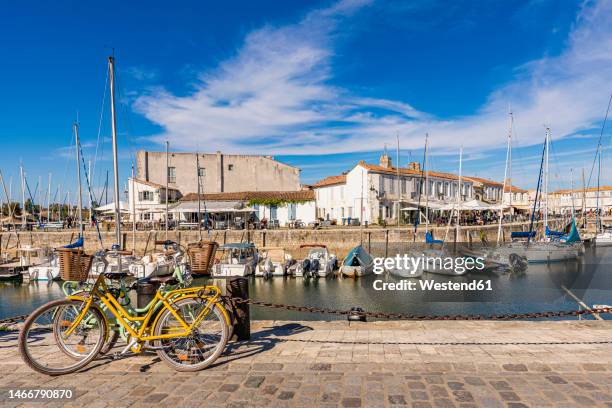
[340, 245, 374, 278]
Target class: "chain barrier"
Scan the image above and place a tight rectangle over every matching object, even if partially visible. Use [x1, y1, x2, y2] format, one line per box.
[228, 297, 612, 321]
[2, 299, 610, 326]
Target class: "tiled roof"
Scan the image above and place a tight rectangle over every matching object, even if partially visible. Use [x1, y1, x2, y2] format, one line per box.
[504, 185, 528, 193]
[180, 190, 315, 202]
[552, 186, 612, 194]
[132, 178, 180, 191]
[359, 162, 463, 181]
[464, 176, 504, 187]
[311, 175, 347, 188]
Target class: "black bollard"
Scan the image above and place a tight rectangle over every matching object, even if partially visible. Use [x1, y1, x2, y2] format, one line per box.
[348, 307, 366, 322]
[226, 277, 250, 341]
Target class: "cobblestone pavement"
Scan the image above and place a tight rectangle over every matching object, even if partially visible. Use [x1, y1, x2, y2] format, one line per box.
[1, 320, 612, 407]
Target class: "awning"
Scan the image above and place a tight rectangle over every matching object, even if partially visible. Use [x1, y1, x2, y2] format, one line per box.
[171, 200, 254, 213]
[95, 201, 129, 212]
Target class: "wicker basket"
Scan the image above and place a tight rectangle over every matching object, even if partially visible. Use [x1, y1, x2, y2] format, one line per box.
[57, 248, 93, 281]
[187, 241, 219, 275]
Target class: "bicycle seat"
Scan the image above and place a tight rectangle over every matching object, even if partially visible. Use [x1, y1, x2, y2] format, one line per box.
[104, 272, 129, 280]
[149, 274, 178, 285]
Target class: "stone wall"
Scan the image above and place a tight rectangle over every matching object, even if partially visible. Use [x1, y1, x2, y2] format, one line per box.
[0, 221, 553, 259]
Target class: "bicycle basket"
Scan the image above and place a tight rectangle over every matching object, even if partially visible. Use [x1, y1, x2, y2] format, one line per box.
[187, 240, 219, 275]
[57, 248, 93, 281]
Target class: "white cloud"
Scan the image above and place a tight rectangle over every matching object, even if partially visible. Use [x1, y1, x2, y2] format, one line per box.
[134, 0, 612, 160]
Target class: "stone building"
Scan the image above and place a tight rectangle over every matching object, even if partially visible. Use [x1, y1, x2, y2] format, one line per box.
[136, 150, 301, 195]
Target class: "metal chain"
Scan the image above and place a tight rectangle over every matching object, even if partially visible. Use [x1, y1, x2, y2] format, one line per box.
[0, 314, 29, 325]
[226, 297, 612, 321]
[2, 299, 610, 326]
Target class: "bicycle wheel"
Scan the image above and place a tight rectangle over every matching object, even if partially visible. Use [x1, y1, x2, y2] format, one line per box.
[19, 299, 107, 375]
[52, 293, 116, 357]
[153, 298, 229, 371]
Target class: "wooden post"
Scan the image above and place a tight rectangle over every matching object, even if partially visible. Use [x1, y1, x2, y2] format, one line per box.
[226, 277, 250, 341]
[367, 231, 371, 253]
[384, 229, 389, 258]
[121, 233, 127, 251]
[223, 230, 227, 245]
[262, 230, 266, 247]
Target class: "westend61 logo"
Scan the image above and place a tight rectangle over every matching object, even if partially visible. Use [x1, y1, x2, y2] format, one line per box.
[373, 254, 486, 275]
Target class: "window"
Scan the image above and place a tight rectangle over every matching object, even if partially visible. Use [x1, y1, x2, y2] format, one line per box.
[389, 177, 395, 194]
[228, 164, 234, 171]
[141, 213, 151, 221]
[168, 167, 176, 183]
[401, 179, 407, 194]
[379, 175, 385, 193]
[270, 205, 278, 220]
[138, 191, 154, 201]
[198, 167, 205, 177]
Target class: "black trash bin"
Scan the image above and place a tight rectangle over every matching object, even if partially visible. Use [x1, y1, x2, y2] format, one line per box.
[136, 281, 160, 309]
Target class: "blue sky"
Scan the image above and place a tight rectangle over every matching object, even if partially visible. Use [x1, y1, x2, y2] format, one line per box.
[1, 0, 611, 205]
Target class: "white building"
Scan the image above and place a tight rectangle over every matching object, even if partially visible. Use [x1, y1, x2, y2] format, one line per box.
[128, 178, 181, 224]
[550, 186, 612, 215]
[174, 190, 316, 228]
[312, 154, 478, 225]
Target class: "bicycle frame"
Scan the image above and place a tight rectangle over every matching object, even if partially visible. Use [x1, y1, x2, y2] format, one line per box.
[65, 273, 224, 353]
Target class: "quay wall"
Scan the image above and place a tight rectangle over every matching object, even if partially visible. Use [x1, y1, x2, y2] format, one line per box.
[0, 221, 557, 259]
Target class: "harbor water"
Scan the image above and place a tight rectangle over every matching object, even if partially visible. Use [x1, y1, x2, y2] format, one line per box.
[2, 246, 611, 321]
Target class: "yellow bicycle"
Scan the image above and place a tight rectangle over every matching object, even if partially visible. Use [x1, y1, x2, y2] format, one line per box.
[19, 268, 231, 375]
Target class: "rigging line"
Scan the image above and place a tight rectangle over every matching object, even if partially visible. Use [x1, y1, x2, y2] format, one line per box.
[114, 63, 138, 163]
[92, 66, 109, 188]
[78, 139, 104, 248]
[586, 93, 612, 190]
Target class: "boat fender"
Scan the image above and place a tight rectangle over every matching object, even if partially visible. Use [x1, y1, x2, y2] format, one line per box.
[508, 253, 528, 272]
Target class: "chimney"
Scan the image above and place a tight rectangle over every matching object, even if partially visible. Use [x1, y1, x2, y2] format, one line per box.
[379, 153, 392, 169]
[407, 162, 421, 172]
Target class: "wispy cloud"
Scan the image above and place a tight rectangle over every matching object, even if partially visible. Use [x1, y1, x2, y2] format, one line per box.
[134, 0, 612, 162]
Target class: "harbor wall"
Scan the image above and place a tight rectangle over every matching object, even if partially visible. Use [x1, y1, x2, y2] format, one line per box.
[0, 221, 557, 259]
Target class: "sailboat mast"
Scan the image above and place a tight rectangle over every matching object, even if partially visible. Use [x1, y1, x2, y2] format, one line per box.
[424, 133, 429, 234]
[165, 141, 169, 240]
[20, 164, 26, 229]
[596, 142, 601, 232]
[196, 153, 202, 240]
[108, 56, 121, 246]
[131, 163, 136, 255]
[396, 133, 400, 230]
[544, 127, 550, 230]
[456, 146, 462, 241]
[497, 112, 512, 244]
[73, 123, 84, 236]
[47, 173, 51, 222]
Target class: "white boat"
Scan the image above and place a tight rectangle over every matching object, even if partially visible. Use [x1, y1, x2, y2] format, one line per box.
[595, 230, 612, 246]
[341, 245, 374, 278]
[212, 243, 258, 277]
[295, 244, 337, 278]
[0, 245, 59, 281]
[255, 247, 293, 277]
[26, 247, 60, 281]
[386, 251, 424, 278]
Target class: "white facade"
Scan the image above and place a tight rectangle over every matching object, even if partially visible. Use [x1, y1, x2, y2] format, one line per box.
[128, 178, 181, 223]
[313, 157, 481, 225]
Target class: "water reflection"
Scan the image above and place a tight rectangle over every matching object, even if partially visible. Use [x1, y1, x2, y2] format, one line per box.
[2, 246, 611, 321]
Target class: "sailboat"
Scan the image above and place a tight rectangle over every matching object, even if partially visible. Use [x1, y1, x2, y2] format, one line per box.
[502, 127, 582, 262]
[422, 146, 467, 276]
[594, 95, 612, 246]
[460, 112, 527, 270]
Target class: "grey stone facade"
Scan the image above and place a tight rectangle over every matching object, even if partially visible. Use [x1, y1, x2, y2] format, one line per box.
[136, 150, 301, 194]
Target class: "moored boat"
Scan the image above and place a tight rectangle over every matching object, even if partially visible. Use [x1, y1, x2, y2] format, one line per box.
[340, 245, 374, 278]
